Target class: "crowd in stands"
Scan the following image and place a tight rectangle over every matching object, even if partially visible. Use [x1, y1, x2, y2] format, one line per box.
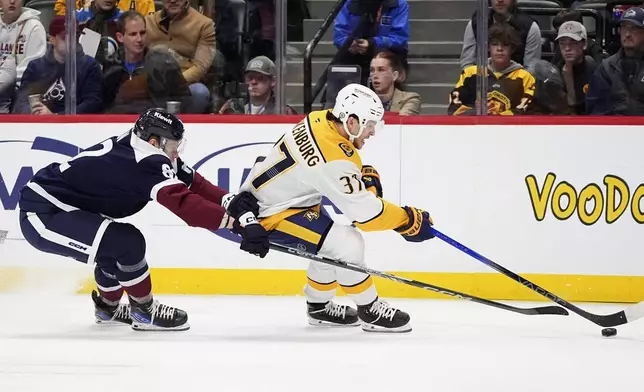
[1, 0, 644, 116]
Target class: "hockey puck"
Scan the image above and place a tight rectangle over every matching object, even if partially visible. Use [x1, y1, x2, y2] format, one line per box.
[601, 328, 617, 337]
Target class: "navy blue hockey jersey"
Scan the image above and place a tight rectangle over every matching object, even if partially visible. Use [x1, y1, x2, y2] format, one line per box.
[19, 131, 231, 230]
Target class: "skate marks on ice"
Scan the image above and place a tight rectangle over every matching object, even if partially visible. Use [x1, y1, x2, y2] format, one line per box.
[1, 295, 644, 392]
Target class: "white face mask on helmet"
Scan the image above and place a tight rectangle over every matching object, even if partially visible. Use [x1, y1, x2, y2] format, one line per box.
[331, 83, 385, 143]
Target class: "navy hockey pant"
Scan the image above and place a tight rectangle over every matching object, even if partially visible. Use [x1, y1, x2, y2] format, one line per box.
[19, 208, 150, 298]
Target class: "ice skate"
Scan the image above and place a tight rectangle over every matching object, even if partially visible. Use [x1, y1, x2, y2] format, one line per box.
[307, 301, 360, 327]
[357, 298, 411, 333]
[130, 298, 189, 331]
[92, 290, 131, 325]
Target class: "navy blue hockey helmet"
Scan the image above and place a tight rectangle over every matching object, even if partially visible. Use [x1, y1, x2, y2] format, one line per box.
[134, 108, 185, 142]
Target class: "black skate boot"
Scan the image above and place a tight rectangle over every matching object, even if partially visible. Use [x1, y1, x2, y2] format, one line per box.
[92, 290, 131, 325]
[130, 297, 189, 331]
[357, 298, 411, 333]
[307, 301, 360, 327]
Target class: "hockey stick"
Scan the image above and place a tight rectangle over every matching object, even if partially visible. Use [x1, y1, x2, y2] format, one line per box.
[269, 242, 568, 317]
[430, 227, 644, 327]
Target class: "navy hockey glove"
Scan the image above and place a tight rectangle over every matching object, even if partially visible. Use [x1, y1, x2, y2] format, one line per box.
[175, 157, 195, 187]
[361, 165, 383, 198]
[233, 212, 270, 258]
[395, 206, 434, 242]
[222, 191, 260, 219]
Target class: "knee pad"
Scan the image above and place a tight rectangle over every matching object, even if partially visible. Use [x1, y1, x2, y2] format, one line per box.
[318, 223, 365, 265]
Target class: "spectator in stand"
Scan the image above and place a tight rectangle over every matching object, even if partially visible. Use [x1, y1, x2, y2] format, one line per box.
[55, 0, 156, 18]
[552, 10, 606, 65]
[74, 0, 123, 69]
[461, 0, 541, 71]
[369, 50, 419, 114]
[218, 55, 296, 115]
[586, 7, 644, 115]
[333, 0, 409, 86]
[0, 0, 46, 112]
[12, 16, 103, 114]
[553, 21, 596, 114]
[449, 22, 535, 115]
[527, 60, 569, 114]
[103, 12, 191, 113]
[145, 0, 215, 113]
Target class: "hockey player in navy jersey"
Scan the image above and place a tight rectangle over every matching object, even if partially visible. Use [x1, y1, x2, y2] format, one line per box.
[18, 108, 270, 331]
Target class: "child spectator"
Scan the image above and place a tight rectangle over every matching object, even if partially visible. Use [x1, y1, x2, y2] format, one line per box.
[450, 22, 535, 115]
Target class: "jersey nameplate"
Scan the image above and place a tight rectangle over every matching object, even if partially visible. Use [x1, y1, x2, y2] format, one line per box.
[292, 121, 323, 167]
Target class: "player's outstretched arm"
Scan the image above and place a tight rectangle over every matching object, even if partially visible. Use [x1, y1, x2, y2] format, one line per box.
[175, 157, 229, 205]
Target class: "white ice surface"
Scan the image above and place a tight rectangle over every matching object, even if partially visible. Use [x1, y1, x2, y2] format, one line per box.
[0, 294, 643, 392]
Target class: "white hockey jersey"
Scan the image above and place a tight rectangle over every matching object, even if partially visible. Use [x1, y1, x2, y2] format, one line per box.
[240, 109, 409, 232]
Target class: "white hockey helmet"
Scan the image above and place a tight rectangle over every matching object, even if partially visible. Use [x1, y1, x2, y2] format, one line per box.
[331, 83, 385, 143]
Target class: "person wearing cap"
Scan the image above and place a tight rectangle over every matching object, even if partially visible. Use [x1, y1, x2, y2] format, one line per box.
[551, 9, 606, 65]
[12, 16, 103, 114]
[218, 55, 296, 115]
[586, 7, 644, 115]
[552, 21, 596, 114]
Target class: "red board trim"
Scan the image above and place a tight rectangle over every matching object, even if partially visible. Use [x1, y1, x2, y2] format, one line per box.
[1, 114, 644, 126]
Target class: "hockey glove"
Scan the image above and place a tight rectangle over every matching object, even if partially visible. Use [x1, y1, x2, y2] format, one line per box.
[175, 157, 195, 187]
[361, 165, 383, 198]
[395, 206, 434, 242]
[222, 191, 260, 219]
[232, 212, 270, 258]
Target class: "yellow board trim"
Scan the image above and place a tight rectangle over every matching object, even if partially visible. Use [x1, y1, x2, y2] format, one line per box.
[2, 268, 643, 303]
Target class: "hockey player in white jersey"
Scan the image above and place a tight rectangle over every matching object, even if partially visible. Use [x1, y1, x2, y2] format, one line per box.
[239, 83, 435, 333]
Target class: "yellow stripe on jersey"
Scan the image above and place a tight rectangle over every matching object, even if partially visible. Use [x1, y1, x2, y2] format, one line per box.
[355, 199, 409, 232]
[340, 276, 374, 294]
[307, 278, 338, 291]
[307, 110, 363, 168]
[275, 220, 322, 245]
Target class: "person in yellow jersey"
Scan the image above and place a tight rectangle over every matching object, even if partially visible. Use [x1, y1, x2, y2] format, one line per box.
[54, 0, 156, 18]
[238, 83, 435, 333]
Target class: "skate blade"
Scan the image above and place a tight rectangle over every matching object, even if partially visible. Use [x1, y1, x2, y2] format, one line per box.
[95, 319, 131, 326]
[360, 322, 412, 333]
[131, 322, 191, 332]
[308, 317, 360, 327]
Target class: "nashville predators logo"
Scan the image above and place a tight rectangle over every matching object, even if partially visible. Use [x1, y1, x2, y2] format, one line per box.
[339, 142, 354, 157]
[583, 84, 589, 94]
[303, 210, 320, 222]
